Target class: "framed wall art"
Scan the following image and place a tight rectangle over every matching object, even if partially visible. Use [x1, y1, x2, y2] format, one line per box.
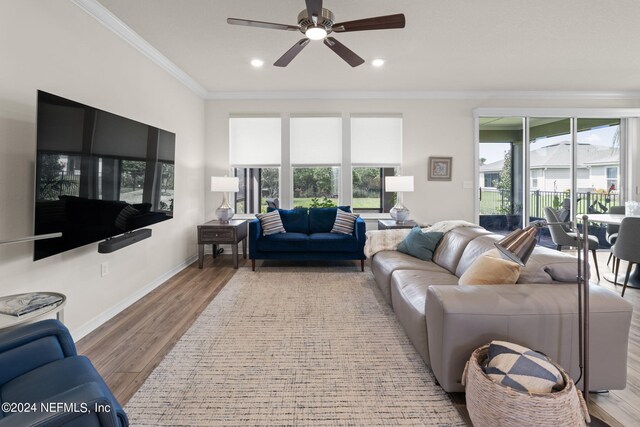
[428, 157, 452, 181]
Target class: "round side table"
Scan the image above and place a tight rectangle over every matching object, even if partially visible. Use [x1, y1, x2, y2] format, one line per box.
[0, 292, 66, 331]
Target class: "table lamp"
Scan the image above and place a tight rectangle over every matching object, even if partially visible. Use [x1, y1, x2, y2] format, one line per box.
[385, 176, 414, 224]
[494, 216, 592, 408]
[211, 176, 239, 223]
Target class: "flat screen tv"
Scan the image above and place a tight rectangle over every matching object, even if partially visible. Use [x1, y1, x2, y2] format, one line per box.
[34, 91, 175, 260]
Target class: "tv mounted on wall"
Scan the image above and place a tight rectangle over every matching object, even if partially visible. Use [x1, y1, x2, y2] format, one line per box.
[34, 91, 175, 260]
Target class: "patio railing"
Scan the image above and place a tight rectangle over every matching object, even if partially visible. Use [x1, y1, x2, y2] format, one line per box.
[479, 188, 620, 218]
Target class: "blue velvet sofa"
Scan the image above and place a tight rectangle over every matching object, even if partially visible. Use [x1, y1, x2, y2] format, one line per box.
[0, 320, 128, 427]
[249, 207, 366, 271]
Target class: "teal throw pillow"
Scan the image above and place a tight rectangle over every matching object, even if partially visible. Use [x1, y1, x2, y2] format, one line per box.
[396, 226, 444, 261]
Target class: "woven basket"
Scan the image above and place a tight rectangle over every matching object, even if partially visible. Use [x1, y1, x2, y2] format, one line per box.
[462, 344, 590, 427]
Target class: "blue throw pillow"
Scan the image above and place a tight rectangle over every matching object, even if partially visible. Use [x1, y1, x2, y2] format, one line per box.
[396, 226, 444, 261]
[309, 207, 350, 233]
[267, 208, 309, 233]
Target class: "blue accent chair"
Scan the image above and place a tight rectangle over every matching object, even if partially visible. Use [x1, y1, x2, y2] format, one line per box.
[249, 207, 367, 271]
[0, 319, 128, 427]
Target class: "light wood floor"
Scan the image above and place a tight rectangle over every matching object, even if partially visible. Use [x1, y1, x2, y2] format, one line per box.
[77, 252, 638, 426]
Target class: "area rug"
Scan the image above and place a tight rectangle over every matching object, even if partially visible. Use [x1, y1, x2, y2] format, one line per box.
[125, 267, 465, 426]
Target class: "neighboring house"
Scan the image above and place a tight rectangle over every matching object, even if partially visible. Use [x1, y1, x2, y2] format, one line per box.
[480, 142, 620, 192]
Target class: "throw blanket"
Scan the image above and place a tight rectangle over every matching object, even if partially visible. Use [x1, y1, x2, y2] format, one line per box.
[364, 220, 478, 258]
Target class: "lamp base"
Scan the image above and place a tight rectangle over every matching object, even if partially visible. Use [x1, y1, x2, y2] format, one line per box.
[215, 194, 234, 223]
[390, 203, 410, 223]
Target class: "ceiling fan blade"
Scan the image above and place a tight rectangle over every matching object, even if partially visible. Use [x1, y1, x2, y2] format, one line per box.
[333, 13, 406, 32]
[274, 39, 311, 67]
[323, 37, 365, 67]
[305, 0, 323, 23]
[227, 18, 298, 31]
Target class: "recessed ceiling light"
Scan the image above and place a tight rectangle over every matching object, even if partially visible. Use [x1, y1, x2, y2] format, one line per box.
[372, 59, 385, 67]
[250, 59, 264, 68]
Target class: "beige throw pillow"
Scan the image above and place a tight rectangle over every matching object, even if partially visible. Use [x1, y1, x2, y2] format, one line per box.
[458, 251, 521, 285]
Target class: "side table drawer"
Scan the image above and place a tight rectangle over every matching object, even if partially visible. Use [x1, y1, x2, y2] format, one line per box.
[200, 229, 233, 242]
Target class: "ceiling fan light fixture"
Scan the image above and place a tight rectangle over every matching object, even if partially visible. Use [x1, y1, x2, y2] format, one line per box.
[250, 59, 265, 67]
[305, 26, 327, 40]
[372, 58, 385, 67]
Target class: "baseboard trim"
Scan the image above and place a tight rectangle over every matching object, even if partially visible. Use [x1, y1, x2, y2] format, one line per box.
[71, 255, 198, 341]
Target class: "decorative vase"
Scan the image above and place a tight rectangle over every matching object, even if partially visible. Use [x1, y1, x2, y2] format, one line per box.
[390, 202, 410, 223]
[215, 193, 234, 223]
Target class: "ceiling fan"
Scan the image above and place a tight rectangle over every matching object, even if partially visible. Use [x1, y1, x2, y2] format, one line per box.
[227, 0, 406, 67]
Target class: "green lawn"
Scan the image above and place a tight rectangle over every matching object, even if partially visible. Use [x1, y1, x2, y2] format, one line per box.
[291, 197, 380, 209]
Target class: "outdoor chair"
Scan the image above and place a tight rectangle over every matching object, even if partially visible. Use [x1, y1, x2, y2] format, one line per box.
[606, 205, 625, 267]
[544, 207, 600, 281]
[612, 217, 640, 297]
[266, 198, 279, 210]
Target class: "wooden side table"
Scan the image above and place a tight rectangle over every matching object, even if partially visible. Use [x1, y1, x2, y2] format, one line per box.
[197, 219, 247, 269]
[377, 219, 419, 230]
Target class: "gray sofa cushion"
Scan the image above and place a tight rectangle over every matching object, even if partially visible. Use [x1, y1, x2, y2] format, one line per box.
[390, 270, 459, 366]
[433, 227, 491, 274]
[372, 251, 451, 304]
[455, 235, 502, 277]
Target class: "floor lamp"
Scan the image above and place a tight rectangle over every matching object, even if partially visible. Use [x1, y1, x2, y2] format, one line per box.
[494, 215, 591, 406]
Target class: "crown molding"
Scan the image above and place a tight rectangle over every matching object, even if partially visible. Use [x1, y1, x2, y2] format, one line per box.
[206, 90, 640, 100]
[71, 0, 207, 98]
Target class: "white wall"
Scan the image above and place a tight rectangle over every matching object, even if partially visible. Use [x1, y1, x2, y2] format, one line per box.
[205, 98, 640, 225]
[0, 1, 205, 338]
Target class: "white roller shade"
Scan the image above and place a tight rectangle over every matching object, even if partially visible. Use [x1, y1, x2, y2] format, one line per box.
[351, 117, 402, 165]
[290, 117, 342, 165]
[229, 117, 281, 166]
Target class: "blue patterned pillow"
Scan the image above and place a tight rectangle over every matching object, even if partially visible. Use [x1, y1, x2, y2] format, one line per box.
[256, 210, 286, 236]
[484, 341, 564, 393]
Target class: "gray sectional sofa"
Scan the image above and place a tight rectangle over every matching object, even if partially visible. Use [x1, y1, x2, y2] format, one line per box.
[371, 225, 633, 392]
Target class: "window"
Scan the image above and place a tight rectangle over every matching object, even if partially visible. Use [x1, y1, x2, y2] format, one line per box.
[483, 172, 499, 188]
[351, 116, 403, 212]
[606, 166, 618, 191]
[352, 167, 398, 213]
[234, 167, 280, 214]
[291, 117, 342, 207]
[530, 169, 539, 189]
[229, 117, 281, 213]
[228, 114, 404, 211]
[293, 167, 340, 208]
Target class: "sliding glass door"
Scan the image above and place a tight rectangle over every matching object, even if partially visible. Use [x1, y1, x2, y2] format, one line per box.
[478, 114, 625, 248]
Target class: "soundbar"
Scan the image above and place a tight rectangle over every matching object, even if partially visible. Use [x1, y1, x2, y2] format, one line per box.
[98, 229, 152, 253]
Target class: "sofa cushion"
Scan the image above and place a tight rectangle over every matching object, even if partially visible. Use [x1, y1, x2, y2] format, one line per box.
[256, 210, 286, 236]
[255, 232, 308, 252]
[371, 251, 451, 304]
[331, 209, 357, 235]
[518, 246, 578, 283]
[458, 252, 521, 285]
[485, 340, 564, 394]
[433, 227, 491, 274]
[309, 207, 350, 233]
[397, 227, 444, 261]
[390, 269, 460, 364]
[276, 208, 309, 234]
[308, 233, 358, 252]
[455, 234, 502, 277]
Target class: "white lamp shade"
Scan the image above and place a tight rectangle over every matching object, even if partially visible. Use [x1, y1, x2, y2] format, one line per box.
[385, 176, 414, 192]
[211, 176, 239, 192]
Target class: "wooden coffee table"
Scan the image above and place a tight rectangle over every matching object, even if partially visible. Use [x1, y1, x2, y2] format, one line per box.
[197, 219, 247, 269]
